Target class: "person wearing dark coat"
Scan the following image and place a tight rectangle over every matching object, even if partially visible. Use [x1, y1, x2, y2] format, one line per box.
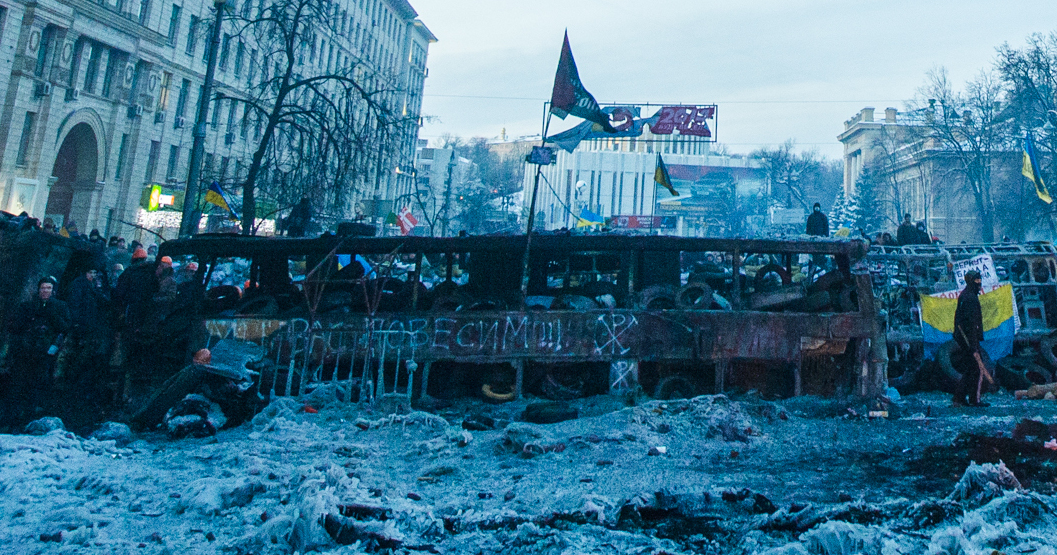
[952, 270, 988, 407]
[897, 214, 918, 246]
[285, 197, 313, 237]
[805, 203, 829, 237]
[113, 248, 158, 334]
[66, 268, 112, 400]
[2, 277, 71, 424]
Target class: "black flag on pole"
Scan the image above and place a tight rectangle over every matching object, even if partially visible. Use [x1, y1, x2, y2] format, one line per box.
[549, 32, 616, 133]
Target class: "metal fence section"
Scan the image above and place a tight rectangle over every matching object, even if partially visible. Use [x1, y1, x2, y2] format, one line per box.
[203, 319, 418, 406]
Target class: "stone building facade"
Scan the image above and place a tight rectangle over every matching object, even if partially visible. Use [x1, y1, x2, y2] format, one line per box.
[838, 106, 1036, 243]
[0, 0, 432, 240]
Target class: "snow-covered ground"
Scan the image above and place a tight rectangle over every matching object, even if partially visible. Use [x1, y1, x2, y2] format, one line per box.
[4, 390, 1057, 554]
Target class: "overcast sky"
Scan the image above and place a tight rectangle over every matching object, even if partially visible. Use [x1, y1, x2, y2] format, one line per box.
[410, 0, 1056, 159]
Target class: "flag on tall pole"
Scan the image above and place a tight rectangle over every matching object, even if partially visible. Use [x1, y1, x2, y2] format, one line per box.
[549, 32, 617, 133]
[654, 154, 679, 196]
[204, 181, 240, 220]
[1023, 132, 1052, 204]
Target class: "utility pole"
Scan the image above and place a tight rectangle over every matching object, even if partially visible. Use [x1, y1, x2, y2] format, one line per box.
[441, 149, 455, 236]
[179, 0, 226, 237]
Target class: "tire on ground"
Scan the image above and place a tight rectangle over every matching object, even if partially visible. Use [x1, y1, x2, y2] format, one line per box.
[677, 282, 714, 310]
[654, 375, 696, 400]
[640, 285, 677, 310]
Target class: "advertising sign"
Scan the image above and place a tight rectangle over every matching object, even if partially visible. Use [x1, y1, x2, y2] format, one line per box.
[546, 104, 718, 152]
[607, 215, 677, 229]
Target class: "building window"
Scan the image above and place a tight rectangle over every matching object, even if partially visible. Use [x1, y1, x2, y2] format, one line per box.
[203, 153, 214, 179]
[101, 51, 123, 98]
[35, 26, 55, 77]
[211, 96, 221, 127]
[247, 49, 257, 83]
[157, 71, 172, 112]
[219, 156, 229, 182]
[233, 40, 244, 77]
[83, 45, 103, 93]
[139, 0, 151, 25]
[145, 140, 161, 183]
[167, 4, 181, 46]
[186, 16, 199, 55]
[15, 112, 36, 167]
[240, 104, 249, 138]
[226, 98, 237, 129]
[166, 145, 180, 180]
[219, 34, 231, 70]
[176, 78, 190, 117]
[115, 133, 130, 179]
[202, 23, 213, 62]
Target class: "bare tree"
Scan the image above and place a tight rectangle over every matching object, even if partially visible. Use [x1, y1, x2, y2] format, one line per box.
[997, 32, 1057, 228]
[912, 67, 1014, 242]
[226, 0, 417, 234]
[752, 140, 841, 212]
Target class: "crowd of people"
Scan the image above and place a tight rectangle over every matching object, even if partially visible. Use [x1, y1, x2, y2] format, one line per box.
[0, 226, 199, 430]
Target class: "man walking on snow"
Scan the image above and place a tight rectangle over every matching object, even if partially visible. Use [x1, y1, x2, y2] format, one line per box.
[952, 270, 988, 407]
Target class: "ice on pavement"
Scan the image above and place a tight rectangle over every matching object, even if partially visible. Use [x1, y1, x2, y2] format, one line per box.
[3, 393, 1057, 554]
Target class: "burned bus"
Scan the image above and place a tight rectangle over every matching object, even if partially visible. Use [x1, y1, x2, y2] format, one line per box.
[157, 233, 885, 406]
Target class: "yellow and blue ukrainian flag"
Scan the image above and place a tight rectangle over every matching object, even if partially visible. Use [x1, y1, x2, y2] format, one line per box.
[576, 208, 604, 228]
[1023, 132, 1051, 204]
[204, 181, 240, 220]
[919, 283, 1017, 360]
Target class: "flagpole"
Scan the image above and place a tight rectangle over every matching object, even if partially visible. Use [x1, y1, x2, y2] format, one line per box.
[520, 107, 554, 299]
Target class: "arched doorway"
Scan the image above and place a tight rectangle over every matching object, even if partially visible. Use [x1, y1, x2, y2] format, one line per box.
[46, 122, 98, 227]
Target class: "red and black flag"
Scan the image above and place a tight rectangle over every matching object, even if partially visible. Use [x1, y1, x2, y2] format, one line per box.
[549, 32, 616, 133]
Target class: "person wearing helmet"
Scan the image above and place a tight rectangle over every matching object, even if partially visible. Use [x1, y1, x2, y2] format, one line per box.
[2, 277, 71, 425]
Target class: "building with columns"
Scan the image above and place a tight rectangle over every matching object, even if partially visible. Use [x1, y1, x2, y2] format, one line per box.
[837, 106, 1036, 243]
[0, 0, 432, 241]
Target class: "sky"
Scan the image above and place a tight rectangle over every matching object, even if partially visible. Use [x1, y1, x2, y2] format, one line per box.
[410, 0, 1057, 159]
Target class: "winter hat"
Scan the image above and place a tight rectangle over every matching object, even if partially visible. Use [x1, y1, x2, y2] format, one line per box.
[132, 247, 148, 260]
[185, 262, 199, 272]
[159, 256, 173, 266]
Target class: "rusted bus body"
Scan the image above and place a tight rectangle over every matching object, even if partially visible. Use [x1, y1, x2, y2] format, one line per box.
[160, 234, 884, 401]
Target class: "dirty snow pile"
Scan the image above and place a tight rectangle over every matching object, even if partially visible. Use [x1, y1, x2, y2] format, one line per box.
[1, 394, 1057, 554]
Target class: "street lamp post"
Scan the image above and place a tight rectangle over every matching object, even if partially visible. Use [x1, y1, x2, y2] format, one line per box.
[179, 0, 226, 237]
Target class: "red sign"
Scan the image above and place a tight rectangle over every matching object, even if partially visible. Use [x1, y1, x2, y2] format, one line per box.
[651, 106, 715, 137]
[608, 216, 677, 229]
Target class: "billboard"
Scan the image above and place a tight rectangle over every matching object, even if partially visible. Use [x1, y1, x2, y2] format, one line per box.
[546, 104, 718, 152]
[654, 164, 765, 219]
[607, 215, 677, 229]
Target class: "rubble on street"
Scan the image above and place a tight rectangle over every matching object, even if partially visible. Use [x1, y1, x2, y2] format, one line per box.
[3, 392, 1057, 554]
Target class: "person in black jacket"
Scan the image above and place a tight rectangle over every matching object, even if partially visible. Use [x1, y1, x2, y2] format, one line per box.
[952, 270, 987, 407]
[897, 214, 918, 245]
[2, 277, 71, 424]
[805, 203, 829, 237]
[66, 268, 112, 402]
[285, 197, 313, 237]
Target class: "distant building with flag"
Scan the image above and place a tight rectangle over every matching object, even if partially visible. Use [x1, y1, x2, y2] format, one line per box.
[839, 106, 1049, 243]
[522, 119, 765, 236]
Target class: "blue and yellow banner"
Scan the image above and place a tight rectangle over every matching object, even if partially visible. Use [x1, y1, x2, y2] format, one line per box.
[919, 283, 1017, 360]
[576, 208, 604, 228]
[205, 181, 240, 221]
[1023, 132, 1051, 204]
